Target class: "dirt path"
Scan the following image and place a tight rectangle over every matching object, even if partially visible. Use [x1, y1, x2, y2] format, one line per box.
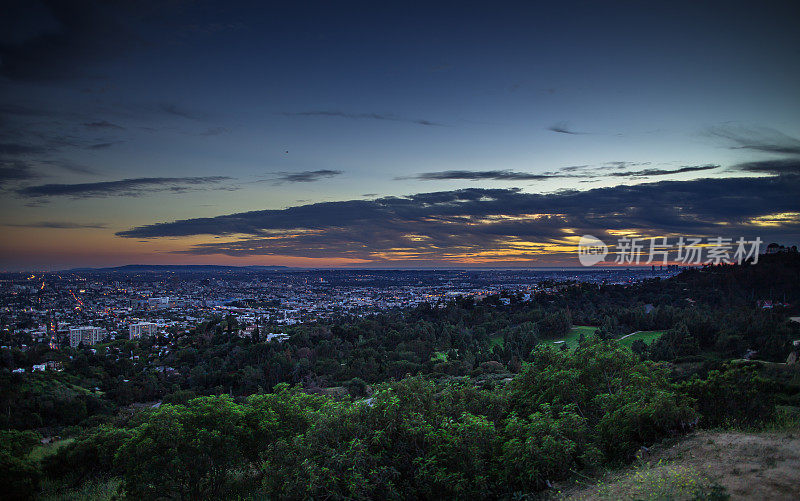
[617, 331, 642, 341]
[561, 430, 800, 500]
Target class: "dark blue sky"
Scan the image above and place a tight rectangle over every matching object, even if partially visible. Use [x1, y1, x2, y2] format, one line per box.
[1, 0, 799, 269]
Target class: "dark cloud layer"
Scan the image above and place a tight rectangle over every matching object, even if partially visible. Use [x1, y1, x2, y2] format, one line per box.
[280, 110, 443, 126]
[547, 122, 588, 135]
[16, 176, 232, 198]
[706, 126, 800, 155]
[605, 165, 719, 177]
[0, 161, 39, 186]
[83, 120, 124, 130]
[411, 170, 561, 181]
[734, 159, 800, 176]
[269, 170, 343, 184]
[0, 0, 136, 81]
[117, 174, 800, 262]
[408, 164, 719, 181]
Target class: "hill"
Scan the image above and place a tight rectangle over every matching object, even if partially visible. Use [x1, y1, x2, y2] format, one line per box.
[560, 428, 800, 500]
[64, 264, 294, 273]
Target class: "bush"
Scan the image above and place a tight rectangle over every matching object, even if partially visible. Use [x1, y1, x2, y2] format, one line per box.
[44, 426, 131, 487]
[0, 430, 42, 500]
[679, 362, 777, 427]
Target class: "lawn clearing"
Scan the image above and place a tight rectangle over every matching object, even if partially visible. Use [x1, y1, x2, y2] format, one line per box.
[546, 326, 598, 349]
[618, 330, 664, 349]
[488, 334, 504, 349]
[431, 351, 448, 362]
[28, 438, 74, 463]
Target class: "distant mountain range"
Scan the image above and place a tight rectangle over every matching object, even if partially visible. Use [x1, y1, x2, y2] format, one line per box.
[64, 264, 295, 273]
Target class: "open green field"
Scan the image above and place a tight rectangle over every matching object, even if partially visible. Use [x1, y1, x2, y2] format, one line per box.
[28, 438, 74, 463]
[548, 325, 598, 348]
[618, 330, 665, 349]
[465, 326, 662, 356]
[485, 326, 599, 351]
[431, 351, 448, 362]
[548, 327, 663, 351]
[488, 334, 504, 350]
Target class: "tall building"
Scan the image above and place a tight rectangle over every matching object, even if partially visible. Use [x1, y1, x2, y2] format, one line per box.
[129, 322, 159, 340]
[147, 297, 175, 310]
[69, 326, 107, 348]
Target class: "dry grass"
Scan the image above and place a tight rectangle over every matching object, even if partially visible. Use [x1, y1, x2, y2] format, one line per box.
[559, 429, 800, 500]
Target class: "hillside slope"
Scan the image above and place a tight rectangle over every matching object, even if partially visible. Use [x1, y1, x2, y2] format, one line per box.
[562, 429, 800, 500]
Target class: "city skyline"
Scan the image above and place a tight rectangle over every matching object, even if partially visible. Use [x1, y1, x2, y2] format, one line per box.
[2, 1, 799, 270]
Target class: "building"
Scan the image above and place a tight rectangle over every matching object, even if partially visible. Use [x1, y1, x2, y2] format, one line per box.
[147, 297, 175, 310]
[129, 322, 159, 340]
[69, 326, 107, 348]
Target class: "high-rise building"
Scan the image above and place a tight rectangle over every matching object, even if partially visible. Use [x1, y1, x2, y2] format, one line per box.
[129, 322, 159, 339]
[69, 326, 107, 348]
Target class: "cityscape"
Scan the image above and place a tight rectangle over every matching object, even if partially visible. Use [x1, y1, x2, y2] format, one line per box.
[1, 0, 799, 499]
[4, 266, 682, 358]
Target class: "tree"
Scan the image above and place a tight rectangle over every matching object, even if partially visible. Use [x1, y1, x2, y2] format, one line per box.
[630, 339, 647, 356]
[118, 396, 252, 499]
[0, 430, 42, 500]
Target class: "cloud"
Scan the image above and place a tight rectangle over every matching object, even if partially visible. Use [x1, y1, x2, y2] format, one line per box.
[0, 0, 138, 81]
[159, 103, 208, 120]
[547, 122, 588, 135]
[83, 120, 124, 130]
[268, 170, 343, 184]
[280, 110, 443, 126]
[706, 126, 800, 155]
[6, 221, 106, 229]
[86, 142, 120, 150]
[408, 164, 718, 181]
[198, 127, 228, 136]
[116, 175, 800, 264]
[0, 143, 48, 155]
[409, 170, 565, 181]
[602, 161, 652, 170]
[733, 158, 800, 176]
[605, 165, 719, 177]
[40, 159, 96, 175]
[16, 176, 233, 198]
[0, 161, 38, 186]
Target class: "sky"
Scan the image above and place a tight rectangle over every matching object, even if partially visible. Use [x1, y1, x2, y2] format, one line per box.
[1, 0, 799, 270]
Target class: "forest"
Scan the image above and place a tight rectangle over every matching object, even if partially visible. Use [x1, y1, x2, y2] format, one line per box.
[1, 253, 799, 499]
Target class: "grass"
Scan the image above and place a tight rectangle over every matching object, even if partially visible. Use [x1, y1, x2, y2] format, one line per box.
[544, 327, 664, 351]
[546, 326, 598, 349]
[618, 330, 665, 349]
[472, 326, 663, 355]
[589, 462, 726, 501]
[28, 438, 74, 463]
[483, 326, 599, 352]
[488, 334, 504, 350]
[39, 478, 123, 501]
[431, 351, 448, 362]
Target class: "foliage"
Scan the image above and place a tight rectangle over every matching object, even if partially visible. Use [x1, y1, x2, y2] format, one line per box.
[32, 343, 717, 498]
[678, 362, 777, 428]
[0, 429, 42, 500]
